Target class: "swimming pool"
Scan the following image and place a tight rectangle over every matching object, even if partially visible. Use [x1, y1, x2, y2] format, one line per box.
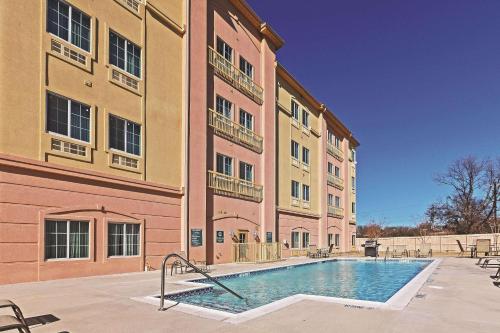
[162, 259, 432, 314]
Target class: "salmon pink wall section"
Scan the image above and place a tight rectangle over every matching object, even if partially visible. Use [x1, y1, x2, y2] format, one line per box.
[0, 155, 182, 284]
[278, 212, 320, 258]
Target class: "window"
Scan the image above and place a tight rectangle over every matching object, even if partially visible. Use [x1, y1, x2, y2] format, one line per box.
[108, 223, 140, 256]
[291, 180, 300, 199]
[109, 30, 141, 78]
[351, 149, 356, 161]
[291, 231, 300, 249]
[216, 96, 232, 118]
[335, 136, 341, 148]
[335, 166, 341, 177]
[352, 202, 356, 214]
[302, 184, 310, 202]
[335, 196, 341, 207]
[335, 234, 340, 247]
[327, 162, 333, 174]
[239, 57, 254, 78]
[239, 109, 253, 130]
[328, 233, 333, 246]
[302, 147, 310, 165]
[47, 92, 90, 142]
[302, 110, 309, 128]
[239, 162, 253, 182]
[291, 140, 299, 160]
[352, 176, 356, 190]
[328, 193, 334, 206]
[45, 220, 89, 259]
[109, 115, 141, 156]
[47, 0, 91, 52]
[352, 234, 356, 247]
[216, 153, 232, 176]
[327, 130, 334, 144]
[216, 37, 232, 62]
[302, 232, 310, 249]
[291, 100, 299, 121]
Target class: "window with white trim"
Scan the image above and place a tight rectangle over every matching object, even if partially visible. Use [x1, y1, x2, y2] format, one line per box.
[47, 0, 91, 52]
[335, 136, 341, 149]
[327, 130, 334, 144]
[291, 231, 300, 249]
[239, 161, 253, 182]
[109, 30, 141, 78]
[291, 100, 299, 121]
[352, 234, 356, 247]
[327, 162, 333, 174]
[109, 115, 141, 156]
[335, 166, 341, 177]
[302, 147, 310, 165]
[352, 176, 356, 190]
[291, 180, 300, 199]
[352, 202, 356, 214]
[47, 92, 90, 142]
[216, 37, 232, 62]
[239, 57, 254, 78]
[216, 95, 232, 118]
[108, 223, 140, 256]
[302, 184, 310, 202]
[302, 110, 309, 128]
[216, 153, 232, 176]
[328, 233, 333, 246]
[291, 140, 299, 159]
[335, 196, 341, 208]
[335, 234, 340, 247]
[45, 220, 89, 259]
[328, 193, 334, 206]
[239, 109, 253, 130]
[302, 232, 310, 248]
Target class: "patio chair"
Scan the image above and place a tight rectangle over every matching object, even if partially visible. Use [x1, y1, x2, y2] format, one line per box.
[319, 248, 329, 258]
[456, 240, 466, 257]
[417, 243, 432, 258]
[476, 239, 491, 257]
[392, 245, 408, 258]
[0, 299, 30, 333]
[307, 245, 319, 258]
[170, 251, 189, 276]
[187, 259, 210, 273]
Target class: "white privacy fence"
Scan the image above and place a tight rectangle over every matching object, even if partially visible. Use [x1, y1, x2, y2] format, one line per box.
[355, 233, 500, 253]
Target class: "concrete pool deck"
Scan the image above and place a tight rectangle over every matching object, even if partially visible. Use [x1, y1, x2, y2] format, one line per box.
[0, 257, 499, 332]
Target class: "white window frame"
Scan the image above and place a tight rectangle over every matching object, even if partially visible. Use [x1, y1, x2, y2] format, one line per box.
[239, 109, 253, 130]
[335, 136, 341, 149]
[216, 153, 233, 176]
[107, 222, 141, 257]
[352, 202, 356, 214]
[108, 114, 141, 157]
[216, 37, 233, 62]
[335, 166, 341, 177]
[45, 220, 90, 260]
[327, 162, 333, 174]
[291, 180, 300, 199]
[291, 100, 299, 120]
[109, 30, 142, 79]
[327, 130, 334, 144]
[335, 196, 341, 208]
[291, 140, 299, 160]
[291, 231, 300, 249]
[216, 95, 232, 118]
[239, 161, 253, 182]
[302, 232, 310, 249]
[239, 56, 254, 78]
[302, 109, 310, 128]
[302, 147, 310, 165]
[46, 92, 91, 143]
[328, 193, 334, 206]
[328, 233, 333, 246]
[302, 184, 310, 202]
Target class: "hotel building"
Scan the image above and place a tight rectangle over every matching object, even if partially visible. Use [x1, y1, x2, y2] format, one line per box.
[0, 0, 357, 284]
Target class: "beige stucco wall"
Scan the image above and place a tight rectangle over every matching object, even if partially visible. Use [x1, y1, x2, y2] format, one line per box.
[0, 0, 185, 188]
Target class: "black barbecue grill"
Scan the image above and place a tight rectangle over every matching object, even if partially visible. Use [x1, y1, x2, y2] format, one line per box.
[361, 240, 381, 257]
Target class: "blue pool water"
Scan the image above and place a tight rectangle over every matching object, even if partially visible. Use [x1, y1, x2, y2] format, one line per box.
[165, 259, 430, 313]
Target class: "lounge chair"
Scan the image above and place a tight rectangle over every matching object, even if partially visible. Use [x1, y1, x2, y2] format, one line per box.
[417, 243, 432, 258]
[170, 251, 189, 275]
[307, 245, 319, 258]
[0, 300, 30, 333]
[476, 255, 500, 266]
[327, 244, 340, 257]
[456, 240, 466, 257]
[476, 239, 491, 257]
[392, 245, 408, 258]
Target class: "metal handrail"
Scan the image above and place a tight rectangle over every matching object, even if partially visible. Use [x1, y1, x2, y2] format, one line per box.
[159, 253, 244, 311]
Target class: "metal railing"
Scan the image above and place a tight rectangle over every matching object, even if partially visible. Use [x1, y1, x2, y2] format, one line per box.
[327, 173, 344, 190]
[208, 46, 263, 104]
[208, 108, 263, 153]
[327, 142, 344, 161]
[159, 253, 243, 311]
[208, 170, 263, 202]
[232, 242, 281, 263]
[328, 206, 344, 218]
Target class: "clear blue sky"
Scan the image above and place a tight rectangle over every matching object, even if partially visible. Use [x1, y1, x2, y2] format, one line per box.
[248, 0, 500, 226]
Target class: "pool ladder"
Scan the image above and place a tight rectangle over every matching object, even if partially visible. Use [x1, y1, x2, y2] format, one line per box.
[158, 253, 244, 311]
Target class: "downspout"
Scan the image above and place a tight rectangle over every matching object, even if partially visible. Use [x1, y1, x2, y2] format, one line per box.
[183, 0, 191, 258]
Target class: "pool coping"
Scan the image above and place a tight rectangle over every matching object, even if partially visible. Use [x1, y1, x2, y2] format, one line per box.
[133, 257, 441, 324]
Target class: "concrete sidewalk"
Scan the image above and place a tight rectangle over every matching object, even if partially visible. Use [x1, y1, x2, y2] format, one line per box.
[0, 257, 498, 333]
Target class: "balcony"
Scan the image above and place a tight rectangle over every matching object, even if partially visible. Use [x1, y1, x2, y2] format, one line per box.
[208, 170, 263, 202]
[327, 142, 344, 161]
[327, 174, 344, 190]
[208, 109, 263, 153]
[208, 46, 263, 104]
[328, 206, 344, 218]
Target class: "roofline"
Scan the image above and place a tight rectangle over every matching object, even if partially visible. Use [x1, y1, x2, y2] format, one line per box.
[276, 63, 359, 147]
[229, 0, 285, 50]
